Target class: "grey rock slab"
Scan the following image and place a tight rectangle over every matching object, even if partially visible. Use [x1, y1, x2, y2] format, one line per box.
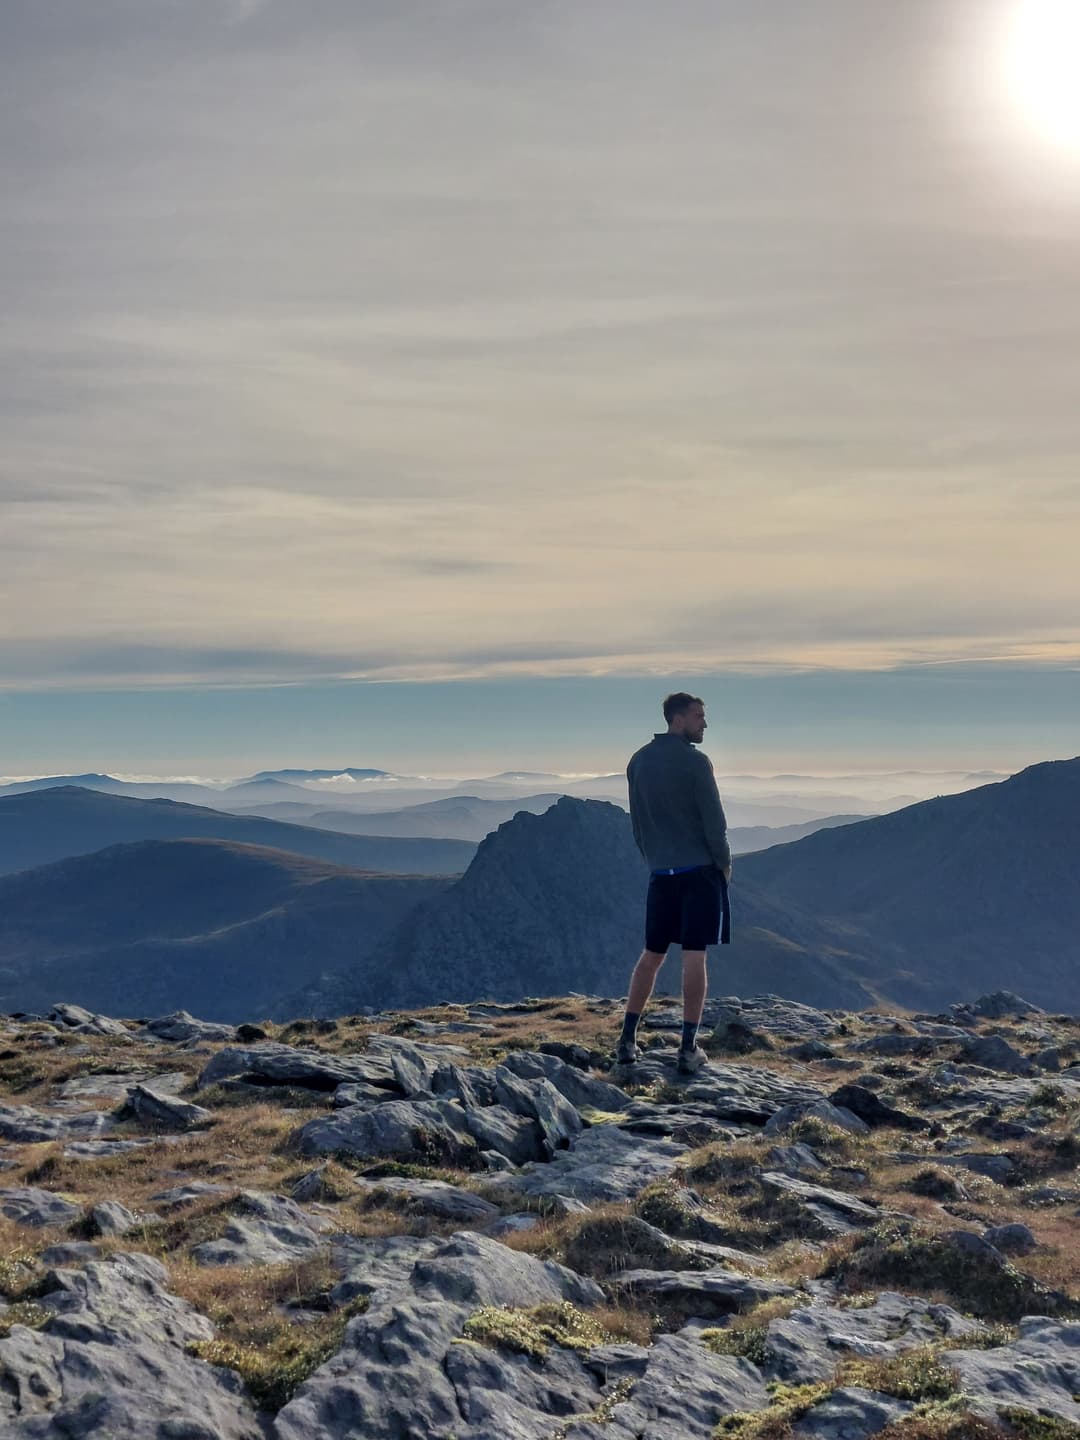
[765, 1099, 870, 1137]
[275, 1231, 605, 1440]
[118, 1084, 213, 1131]
[945, 1317, 1080, 1422]
[762, 1291, 987, 1384]
[758, 1172, 883, 1237]
[462, 1102, 545, 1164]
[486, 1124, 684, 1204]
[63, 1137, 160, 1160]
[499, 1050, 632, 1112]
[959, 1033, 1036, 1076]
[622, 1054, 824, 1123]
[611, 1266, 794, 1318]
[791, 1386, 912, 1439]
[88, 1200, 145, 1236]
[353, 1176, 500, 1222]
[198, 1041, 400, 1092]
[295, 1096, 479, 1165]
[190, 1189, 332, 1267]
[0, 1102, 114, 1145]
[579, 1334, 770, 1440]
[329, 1233, 440, 1305]
[149, 1180, 234, 1209]
[971, 990, 1043, 1018]
[0, 1186, 82, 1228]
[984, 1222, 1038, 1255]
[765, 1143, 828, 1175]
[0, 1251, 264, 1439]
[49, 1003, 128, 1036]
[55, 1069, 189, 1102]
[492, 1064, 583, 1156]
[431, 1060, 500, 1109]
[39, 1241, 102, 1266]
[139, 1009, 238, 1043]
[645, 995, 836, 1040]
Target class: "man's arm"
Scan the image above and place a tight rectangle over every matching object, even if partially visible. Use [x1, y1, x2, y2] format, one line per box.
[626, 760, 647, 860]
[693, 756, 732, 873]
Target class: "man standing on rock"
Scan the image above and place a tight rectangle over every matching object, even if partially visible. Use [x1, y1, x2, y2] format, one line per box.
[617, 692, 732, 1075]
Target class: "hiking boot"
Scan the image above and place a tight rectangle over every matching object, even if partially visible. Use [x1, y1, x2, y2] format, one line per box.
[676, 1045, 707, 1076]
[614, 1036, 640, 1066]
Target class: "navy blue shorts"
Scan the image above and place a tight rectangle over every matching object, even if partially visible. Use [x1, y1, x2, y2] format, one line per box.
[645, 866, 722, 952]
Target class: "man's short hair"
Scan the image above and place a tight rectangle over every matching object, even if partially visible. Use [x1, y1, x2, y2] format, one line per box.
[663, 692, 703, 724]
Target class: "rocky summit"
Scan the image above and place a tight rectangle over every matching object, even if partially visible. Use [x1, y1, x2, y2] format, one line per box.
[3, 991, 1080, 1438]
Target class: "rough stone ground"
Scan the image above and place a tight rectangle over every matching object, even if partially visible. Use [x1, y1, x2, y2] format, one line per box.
[1, 990, 1080, 1438]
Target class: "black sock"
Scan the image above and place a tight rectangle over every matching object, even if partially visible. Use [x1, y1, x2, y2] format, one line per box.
[621, 1012, 641, 1043]
[681, 1020, 699, 1052]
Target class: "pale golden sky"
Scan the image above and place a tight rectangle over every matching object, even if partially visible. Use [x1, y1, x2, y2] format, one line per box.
[2, 0, 1079, 710]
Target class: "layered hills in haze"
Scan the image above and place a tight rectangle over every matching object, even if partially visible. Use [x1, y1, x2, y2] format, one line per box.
[0, 786, 476, 877]
[0, 758, 1075, 1021]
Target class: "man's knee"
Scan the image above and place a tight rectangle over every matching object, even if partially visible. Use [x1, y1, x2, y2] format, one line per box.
[639, 948, 667, 971]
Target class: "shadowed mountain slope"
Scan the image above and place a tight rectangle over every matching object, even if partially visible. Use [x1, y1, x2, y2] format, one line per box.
[0, 786, 476, 878]
[736, 756, 1080, 1010]
[0, 839, 449, 1021]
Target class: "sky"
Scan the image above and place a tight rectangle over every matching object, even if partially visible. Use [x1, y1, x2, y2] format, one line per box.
[2, 0, 1079, 776]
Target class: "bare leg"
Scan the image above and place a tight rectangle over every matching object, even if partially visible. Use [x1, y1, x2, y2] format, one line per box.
[625, 949, 667, 1019]
[681, 949, 707, 1025]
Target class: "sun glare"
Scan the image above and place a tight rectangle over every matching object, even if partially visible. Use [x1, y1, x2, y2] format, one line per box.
[1001, 0, 1080, 154]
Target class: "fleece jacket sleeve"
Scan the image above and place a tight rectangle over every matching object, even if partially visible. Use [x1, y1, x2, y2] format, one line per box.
[626, 761, 646, 859]
[693, 756, 732, 871]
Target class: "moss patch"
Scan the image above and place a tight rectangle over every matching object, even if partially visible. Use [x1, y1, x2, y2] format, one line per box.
[0, 1300, 50, 1337]
[189, 1295, 367, 1412]
[461, 1301, 610, 1362]
[715, 1382, 834, 1439]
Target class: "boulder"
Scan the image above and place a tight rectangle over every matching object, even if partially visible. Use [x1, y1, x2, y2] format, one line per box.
[117, 1085, 212, 1131]
[828, 1084, 929, 1132]
[49, 1003, 128, 1037]
[958, 1033, 1035, 1076]
[983, 1222, 1037, 1255]
[758, 1172, 883, 1237]
[199, 1041, 400, 1092]
[191, 1190, 331, 1267]
[944, 1316, 1080, 1422]
[970, 991, 1042, 1019]
[295, 1097, 480, 1166]
[485, 1125, 684, 1204]
[791, 1386, 912, 1438]
[499, 1051, 632, 1112]
[0, 1102, 114, 1145]
[0, 1186, 82, 1229]
[762, 1290, 986, 1383]
[765, 1099, 870, 1137]
[610, 1266, 794, 1318]
[139, 1010, 237, 1043]
[352, 1177, 500, 1223]
[0, 1252, 264, 1438]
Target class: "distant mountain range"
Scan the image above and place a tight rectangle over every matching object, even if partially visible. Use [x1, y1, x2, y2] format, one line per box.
[0, 786, 476, 877]
[0, 758, 1073, 1021]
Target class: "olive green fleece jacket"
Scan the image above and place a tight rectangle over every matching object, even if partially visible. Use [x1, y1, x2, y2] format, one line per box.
[626, 732, 732, 872]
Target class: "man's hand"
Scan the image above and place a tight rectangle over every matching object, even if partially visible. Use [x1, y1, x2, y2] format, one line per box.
[722, 864, 732, 884]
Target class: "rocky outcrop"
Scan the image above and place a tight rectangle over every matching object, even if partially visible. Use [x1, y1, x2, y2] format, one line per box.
[0, 1253, 265, 1438]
